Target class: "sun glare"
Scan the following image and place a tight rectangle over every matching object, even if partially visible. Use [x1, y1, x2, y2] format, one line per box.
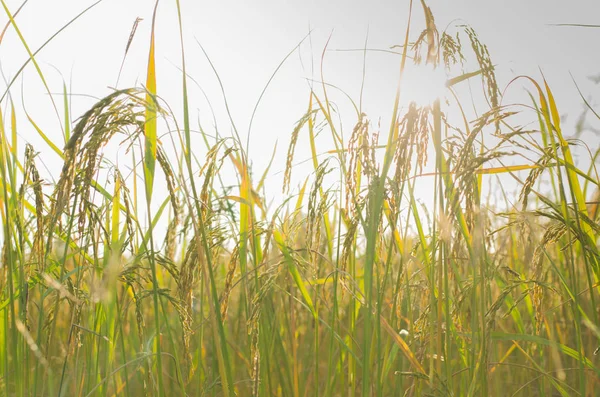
[402, 64, 448, 107]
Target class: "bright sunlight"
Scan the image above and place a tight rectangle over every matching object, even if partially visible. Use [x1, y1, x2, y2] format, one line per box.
[402, 63, 448, 107]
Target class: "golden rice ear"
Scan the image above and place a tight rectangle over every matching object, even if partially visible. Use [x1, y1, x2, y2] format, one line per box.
[420, 0, 438, 65]
[220, 245, 240, 319]
[345, 113, 369, 215]
[20, 144, 45, 271]
[464, 26, 500, 133]
[156, 147, 181, 261]
[283, 109, 314, 195]
[440, 32, 465, 68]
[48, 89, 149, 249]
[519, 145, 555, 210]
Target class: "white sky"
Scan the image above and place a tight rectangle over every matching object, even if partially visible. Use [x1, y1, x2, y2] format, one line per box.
[2, 0, 600, 225]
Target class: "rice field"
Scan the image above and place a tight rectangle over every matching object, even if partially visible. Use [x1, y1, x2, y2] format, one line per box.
[1, 1, 600, 396]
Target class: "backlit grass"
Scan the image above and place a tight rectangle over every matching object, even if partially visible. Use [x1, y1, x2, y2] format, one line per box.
[1, 1, 599, 396]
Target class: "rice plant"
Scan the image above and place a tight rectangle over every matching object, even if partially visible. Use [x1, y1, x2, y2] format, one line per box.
[1, 1, 599, 396]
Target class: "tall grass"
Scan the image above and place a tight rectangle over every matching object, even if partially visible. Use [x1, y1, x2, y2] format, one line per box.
[1, 1, 600, 396]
